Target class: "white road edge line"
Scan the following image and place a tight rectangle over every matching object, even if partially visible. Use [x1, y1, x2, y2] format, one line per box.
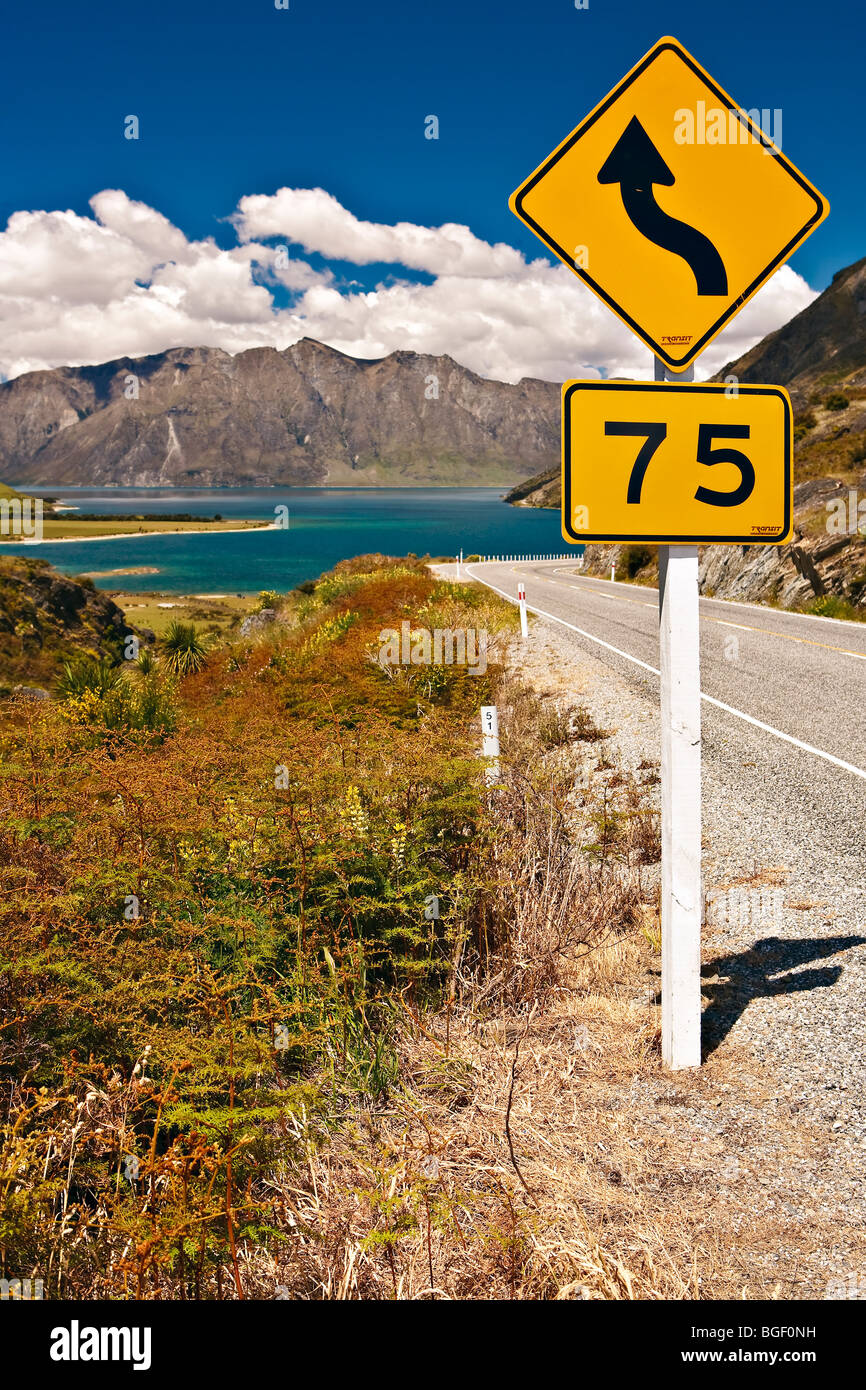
[465, 565, 866, 784]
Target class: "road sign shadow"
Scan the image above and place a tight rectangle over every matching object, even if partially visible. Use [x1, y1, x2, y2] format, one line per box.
[697, 934, 866, 1056]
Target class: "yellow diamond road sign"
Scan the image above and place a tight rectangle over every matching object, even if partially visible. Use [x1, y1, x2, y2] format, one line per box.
[511, 36, 828, 372]
[562, 381, 792, 544]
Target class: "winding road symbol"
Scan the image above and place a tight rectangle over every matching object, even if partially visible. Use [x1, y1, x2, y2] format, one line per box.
[509, 35, 829, 369]
[597, 115, 727, 296]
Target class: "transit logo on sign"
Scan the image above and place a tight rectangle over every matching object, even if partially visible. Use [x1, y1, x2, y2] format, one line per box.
[561, 381, 792, 544]
[510, 36, 828, 371]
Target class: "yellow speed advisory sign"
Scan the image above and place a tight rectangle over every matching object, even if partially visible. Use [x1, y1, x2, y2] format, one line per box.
[510, 36, 828, 372]
[562, 381, 792, 545]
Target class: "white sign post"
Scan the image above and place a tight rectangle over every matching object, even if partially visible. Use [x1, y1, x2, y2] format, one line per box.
[655, 357, 702, 1069]
[658, 543, 702, 1069]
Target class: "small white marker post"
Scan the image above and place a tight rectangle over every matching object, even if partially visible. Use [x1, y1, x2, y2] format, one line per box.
[480, 705, 500, 784]
[655, 356, 702, 1070]
[610, 562, 616, 582]
[517, 582, 528, 640]
[457, 548, 463, 579]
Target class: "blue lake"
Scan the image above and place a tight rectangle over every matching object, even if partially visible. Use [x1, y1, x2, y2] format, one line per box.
[3, 487, 576, 594]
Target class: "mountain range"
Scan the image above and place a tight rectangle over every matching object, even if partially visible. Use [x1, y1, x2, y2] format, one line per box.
[0, 340, 559, 490]
[3, 255, 865, 611]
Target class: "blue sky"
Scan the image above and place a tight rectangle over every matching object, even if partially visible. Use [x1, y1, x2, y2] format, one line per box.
[0, 0, 861, 382]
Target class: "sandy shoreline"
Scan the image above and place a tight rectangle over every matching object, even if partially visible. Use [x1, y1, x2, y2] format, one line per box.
[3, 523, 276, 546]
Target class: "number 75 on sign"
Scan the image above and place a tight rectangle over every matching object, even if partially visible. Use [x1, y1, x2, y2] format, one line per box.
[562, 381, 792, 545]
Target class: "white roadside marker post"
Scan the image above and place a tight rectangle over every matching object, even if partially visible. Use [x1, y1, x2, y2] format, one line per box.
[481, 705, 500, 785]
[518, 582, 528, 640]
[655, 356, 702, 1070]
[457, 548, 463, 579]
[610, 562, 616, 582]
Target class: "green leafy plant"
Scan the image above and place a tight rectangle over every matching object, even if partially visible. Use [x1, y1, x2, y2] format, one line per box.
[161, 620, 209, 676]
[133, 648, 159, 678]
[56, 657, 123, 699]
[804, 593, 864, 621]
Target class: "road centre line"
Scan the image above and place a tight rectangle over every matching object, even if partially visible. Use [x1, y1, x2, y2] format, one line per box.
[507, 565, 866, 662]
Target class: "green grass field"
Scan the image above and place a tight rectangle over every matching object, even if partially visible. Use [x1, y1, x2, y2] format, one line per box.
[114, 590, 259, 636]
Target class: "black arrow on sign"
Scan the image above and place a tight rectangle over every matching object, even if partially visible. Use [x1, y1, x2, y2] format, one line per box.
[597, 116, 727, 296]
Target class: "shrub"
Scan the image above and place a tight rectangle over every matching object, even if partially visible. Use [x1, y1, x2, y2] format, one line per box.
[794, 410, 818, 441]
[133, 648, 159, 678]
[538, 703, 573, 748]
[300, 610, 359, 657]
[825, 393, 850, 412]
[161, 620, 209, 676]
[804, 594, 863, 621]
[573, 705, 608, 742]
[60, 673, 178, 742]
[56, 657, 123, 699]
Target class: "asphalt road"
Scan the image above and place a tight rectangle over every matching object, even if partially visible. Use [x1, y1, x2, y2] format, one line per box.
[464, 558, 866, 783]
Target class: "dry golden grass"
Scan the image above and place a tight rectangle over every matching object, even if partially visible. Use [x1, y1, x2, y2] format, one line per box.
[242, 924, 866, 1300]
[234, 667, 866, 1301]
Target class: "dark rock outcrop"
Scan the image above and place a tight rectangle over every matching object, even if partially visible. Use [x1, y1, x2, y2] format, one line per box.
[0, 556, 140, 690]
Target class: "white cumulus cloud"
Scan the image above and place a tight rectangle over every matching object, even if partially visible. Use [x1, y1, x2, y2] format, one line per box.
[233, 186, 530, 279]
[0, 187, 818, 385]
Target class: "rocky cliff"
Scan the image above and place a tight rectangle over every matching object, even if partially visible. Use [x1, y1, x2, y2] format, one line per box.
[0, 340, 560, 490]
[573, 471, 866, 615]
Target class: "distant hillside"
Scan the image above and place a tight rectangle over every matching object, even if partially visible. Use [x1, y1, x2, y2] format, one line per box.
[0, 339, 560, 489]
[714, 255, 866, 482]
[0, 557, 139, 692]
[715, 255, 866, 403]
